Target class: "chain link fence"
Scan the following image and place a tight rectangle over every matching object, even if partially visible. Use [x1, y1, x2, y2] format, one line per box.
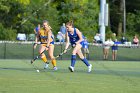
[0, 41, 140, 61]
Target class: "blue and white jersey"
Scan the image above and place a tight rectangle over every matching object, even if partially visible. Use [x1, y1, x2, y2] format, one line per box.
[112, 41, 119, 50]
[83, 40, 89, 49]
[68, 28, 84, 46]
[60, 26, 66, 34]
[35, 27, 40, 33]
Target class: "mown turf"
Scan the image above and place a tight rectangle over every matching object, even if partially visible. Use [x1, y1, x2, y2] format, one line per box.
[0, 59, 140, 93]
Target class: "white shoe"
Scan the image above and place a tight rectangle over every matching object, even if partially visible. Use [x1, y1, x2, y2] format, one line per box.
[88, 64, 92, 72]
[44, 63, 49, 69]
[68, 66, 74, 72]
[53, 66, 58, 71]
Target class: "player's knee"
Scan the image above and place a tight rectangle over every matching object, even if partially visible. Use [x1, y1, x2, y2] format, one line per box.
[80, 58, 86, 61]
[51, 57, 55, 60]
[72, 49, 77, 54]
[79, 56, 84, 59]
[40, 54, 46, 58]
[49, 55, 54, 60]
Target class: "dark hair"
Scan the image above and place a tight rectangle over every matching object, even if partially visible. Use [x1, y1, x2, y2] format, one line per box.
[66, 20, 73, 27]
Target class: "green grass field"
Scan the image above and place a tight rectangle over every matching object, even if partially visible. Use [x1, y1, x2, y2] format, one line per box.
[0, 59, 140, 93]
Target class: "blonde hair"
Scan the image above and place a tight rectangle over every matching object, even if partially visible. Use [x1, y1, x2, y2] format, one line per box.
[43, 20, 48, 23]
[43, 20, 52, 29]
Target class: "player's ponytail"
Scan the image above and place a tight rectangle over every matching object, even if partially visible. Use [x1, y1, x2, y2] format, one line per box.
[48, 25, 52, 30]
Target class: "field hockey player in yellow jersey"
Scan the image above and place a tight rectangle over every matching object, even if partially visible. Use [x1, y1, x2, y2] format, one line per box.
[34, 20, 57, 70]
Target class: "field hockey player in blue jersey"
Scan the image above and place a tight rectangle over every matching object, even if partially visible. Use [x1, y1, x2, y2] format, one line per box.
[64, 21, 92, 72]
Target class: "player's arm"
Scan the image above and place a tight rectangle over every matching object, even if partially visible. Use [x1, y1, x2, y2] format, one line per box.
[35, 32, 39, 43]
[75, 28, 83, 45]
[64, 31, 70, 52]
[34, 31, 40, 49]
[46, 30, 51, 48]
[34, 29, 36, 34]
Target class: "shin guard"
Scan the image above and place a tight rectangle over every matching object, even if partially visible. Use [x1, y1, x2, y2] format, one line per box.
[81, 58, 90, 66]
[71, 55, 76, 67]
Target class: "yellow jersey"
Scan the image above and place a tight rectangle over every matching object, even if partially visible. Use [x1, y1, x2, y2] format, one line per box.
[38, 28, 54, 44]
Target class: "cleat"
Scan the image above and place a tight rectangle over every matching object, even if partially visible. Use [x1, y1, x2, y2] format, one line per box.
[44, 62, 49, 69]
[53, 66, 58, 71]
[88, 64, 92, 72]
[68, 66, 74, 72]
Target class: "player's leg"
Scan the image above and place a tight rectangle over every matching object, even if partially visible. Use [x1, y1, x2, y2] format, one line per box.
[68, 44, 81, 72]
[105, 49, 107, 59]
[39, 45, 49, 69]
[86, 48, 89, 59]
[112, 50, 115, 61]
[114, 50, 117, 60]
[103, 48, 108, 60]
[48, 44, 57, 70]
[106, 49, 109, 60]
[103, 48, 106, 59]
[77, 47, 92, 72]
[105, 48, 109, 60]
[83, 48, 87, 58]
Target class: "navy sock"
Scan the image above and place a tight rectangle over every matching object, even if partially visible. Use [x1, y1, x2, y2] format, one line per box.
[71, 55, 76, 67]
[81, 58, 90, 66]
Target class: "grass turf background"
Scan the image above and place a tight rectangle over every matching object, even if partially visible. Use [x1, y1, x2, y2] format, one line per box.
[0, 59, 140, 93]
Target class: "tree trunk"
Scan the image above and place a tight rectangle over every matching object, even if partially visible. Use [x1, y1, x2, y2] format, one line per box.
[117, 0, 123, 36]
[118, 22, 122, 36]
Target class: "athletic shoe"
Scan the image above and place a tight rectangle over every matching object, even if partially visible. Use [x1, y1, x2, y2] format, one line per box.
[44, 62, 49, 69]
[53, 66, 58, 71]
[68, 66, 74, 72]
[88, 64, 92, 72]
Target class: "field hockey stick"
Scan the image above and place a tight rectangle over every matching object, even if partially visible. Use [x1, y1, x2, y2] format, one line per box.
[31, 49, 47, 64]
[31, 47, 71, 63]
[34, 42, 48, 45]
[54, 47, 72, 59]
[54, 43, 76, 59]
[31, 44, 49, 64]
[31, 42, 49, 64]
[33, 42, 47, 50]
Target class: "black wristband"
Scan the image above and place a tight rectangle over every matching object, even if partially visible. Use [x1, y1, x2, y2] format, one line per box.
[46, 46, 49, 48]
[33, 43, 37, 45]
